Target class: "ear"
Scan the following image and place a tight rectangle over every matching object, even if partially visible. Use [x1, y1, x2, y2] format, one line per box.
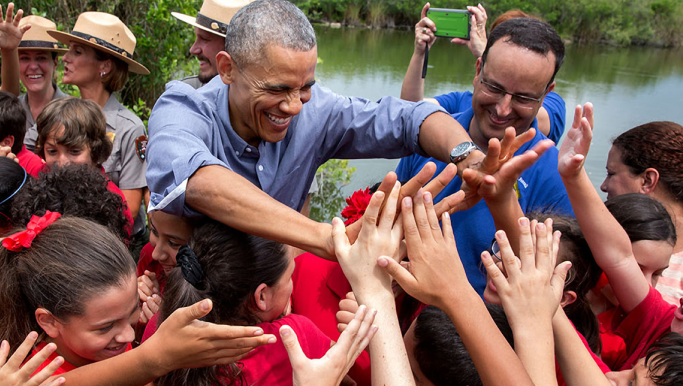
[641, 167, 659, 195]
[545, 81, 555, 94]
[473, 57, 483, 88]
[99, 59, 112, 75]
[253, 283, 270, 312]
[35, 308, 61, 338]
[560, 290, 577, 308]
[217, 51, 237, 85]
[0, 135, 14, 148]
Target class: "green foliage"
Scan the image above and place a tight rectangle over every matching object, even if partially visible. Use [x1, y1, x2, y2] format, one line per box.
[309, 159, 356, 223]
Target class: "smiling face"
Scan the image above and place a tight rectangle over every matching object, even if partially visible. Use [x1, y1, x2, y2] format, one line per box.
[43, 126, 93, 167]
[46, 273, 139, 367]
[149, 211, 192, 273]
[19, 50, 58, 95]
[470, 40, 555, 149]
[221, 44, 318, 147]
[190, 27, 225, 83]
[601, 146, 645, 200]
[61, 42, 107, 87]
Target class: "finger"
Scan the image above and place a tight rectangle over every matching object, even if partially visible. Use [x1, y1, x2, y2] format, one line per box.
[19, 342, 58, 379]
[336, 310, 355, 327]
[495, 230, 521, 279]
[517, 217, 534, 271]
[422, 191, 441, 240]
[337, 323, 348, 334]
[346, 291, 357, 301]
[332, 217, 352, 259]
[377, 256, 418, 297]
[572, 104, 582, 129]
[440, 211, 455, 244]
[353, 308, 378, 359]
[534, 221, 551, 273]
[400, 162, 436, 203]
[508, 128, 536, 157]
[401, 196, 421, 256]
[336, 305, 367, 356]
[280, 325, 307, 368]
[481, 251, 508, 292]
[498, 127, 515, 162]
[412, 189, 434, 242]
[5, 3, 12, 24]
[41, 377, 66, 386]
[420, 2, 430, 19]
[379, 181, 401, 233]
[12, 7, 22, 26]
[148, 295, 161, 314]
[433, 189, 465, 215]
[339, 298, 359, 313]
[31, 354, 65, 385]
[374, 171, 398, 218]
[582, 102, 594, 130]
[552, 230, 562, 263]
[176, 298, 213, 325]
[361, 191, 385, 230]
[6, 331, 39, 370]
[423, 163, 456, 200]
[551, 261, 573, 295]
[482, 137, 501, 172]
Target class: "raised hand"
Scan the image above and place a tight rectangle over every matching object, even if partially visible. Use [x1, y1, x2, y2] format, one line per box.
[378, 189, 468, 309]
[451, 4, 488, 58]
[0, 332, 65, 386]
[283, 305, 377, 386]
[558, 103, 594, 177]
[137, 271, 161, 324]
[0, 3, 29, 51]
[414, 3, 437, 55]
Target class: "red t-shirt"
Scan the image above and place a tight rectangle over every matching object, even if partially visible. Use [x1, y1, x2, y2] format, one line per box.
[598, 308, 628, 370]
[236, 314, 331, 386]
[611, 286, 675, 370]
[25, 341, 132, 376]
[16, 145, 43, 177]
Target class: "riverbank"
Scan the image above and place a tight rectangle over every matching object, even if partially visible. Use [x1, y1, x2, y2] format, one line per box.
[299, 0, 683, 48]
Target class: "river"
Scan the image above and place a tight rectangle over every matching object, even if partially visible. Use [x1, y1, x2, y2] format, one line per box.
[312, 25, 683, 199]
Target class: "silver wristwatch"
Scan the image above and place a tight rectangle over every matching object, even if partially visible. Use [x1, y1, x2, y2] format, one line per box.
[449, 141, 481, 164]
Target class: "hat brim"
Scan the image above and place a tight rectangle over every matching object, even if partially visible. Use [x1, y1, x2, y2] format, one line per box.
[18, 46, 69, 54]
[46, 30, 150, 75]
[172, 12, 227, 38]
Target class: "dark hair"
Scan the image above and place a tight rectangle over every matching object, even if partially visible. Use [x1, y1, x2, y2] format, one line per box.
[527, 213, 603, 354]
[93, 50, 129, 92]
[612, 122, 683, 203]
[35, 97, 112, 167]
[156, 220, 289, 386]
[646, 332, 683, 385]
[0, 158, 28, 231]
[413, 304, 513, 386]
[0, 91, 28, 154]
[606, 193, 676, 246]
[0, 216, 135, 357]
[10, 164, 132, 243]
[481, 17, 565, 86]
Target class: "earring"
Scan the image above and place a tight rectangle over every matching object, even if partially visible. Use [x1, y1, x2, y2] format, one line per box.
[100, 71, 106, 78]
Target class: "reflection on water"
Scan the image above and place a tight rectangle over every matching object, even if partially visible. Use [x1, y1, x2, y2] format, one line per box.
[313, 26, 683, 198]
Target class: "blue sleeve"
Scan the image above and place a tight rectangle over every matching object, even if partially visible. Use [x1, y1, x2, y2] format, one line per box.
[433, 91, 473, 115]
[146, 83, 230, 217]
[541, 91, 566, 144]
[307, 85, 446, 161]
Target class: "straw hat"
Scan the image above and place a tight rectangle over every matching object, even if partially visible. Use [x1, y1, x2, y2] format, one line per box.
[47, 12, 149, 75]
[18, 15, 67, 53]
[172, 0, 252, 38]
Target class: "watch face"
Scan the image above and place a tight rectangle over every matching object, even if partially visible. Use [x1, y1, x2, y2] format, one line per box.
[451, 142, 474, 158]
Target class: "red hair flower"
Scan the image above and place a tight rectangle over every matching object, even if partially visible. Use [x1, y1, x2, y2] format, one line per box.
[341, 187, 372, 226]
[2, 211, 61, 252]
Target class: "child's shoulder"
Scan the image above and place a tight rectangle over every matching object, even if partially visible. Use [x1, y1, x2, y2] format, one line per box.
[26, 341, 78, 376]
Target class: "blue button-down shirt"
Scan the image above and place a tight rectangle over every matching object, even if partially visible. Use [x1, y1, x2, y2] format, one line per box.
[147, 76, 444, 216]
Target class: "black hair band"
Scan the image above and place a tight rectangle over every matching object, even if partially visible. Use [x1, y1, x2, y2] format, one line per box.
[176, 245, 205, 289]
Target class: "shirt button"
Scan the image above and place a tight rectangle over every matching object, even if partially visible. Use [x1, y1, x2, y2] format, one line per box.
[246, 148, 252, 153]
[235, 151, 239, 156]
[258, 165, 264, 171]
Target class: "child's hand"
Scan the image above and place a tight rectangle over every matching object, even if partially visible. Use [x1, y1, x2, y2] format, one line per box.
[378, 190, 469, 310]
[139, 294, 161, 325]
[336, 292, 359, 334]
[332, 181, 403, 297]
[1, 146, 18, 162]
[481, 218, 569, 328]
[558, 103, 594, 178]
[0, 3, 29, 52]
[0, 332, 65, 386]
[282, 305, 377, 386]
[138, 271, 160, 301]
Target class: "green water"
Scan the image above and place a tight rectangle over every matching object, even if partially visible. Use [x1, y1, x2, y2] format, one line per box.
[311, 26, 683, 196]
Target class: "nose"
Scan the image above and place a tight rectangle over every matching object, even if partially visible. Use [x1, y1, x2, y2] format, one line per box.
[280, 91, 304, 116]
[189, 39, 201, 55]
[57, 153, 70, 167]
[495, 94, 513, 117]
[605, 370, 628, 386]
[600, 178, 608, 193]
[116, 322, 136, 344]
[151, 244, 166, 263]
[62, 51, 72, 63]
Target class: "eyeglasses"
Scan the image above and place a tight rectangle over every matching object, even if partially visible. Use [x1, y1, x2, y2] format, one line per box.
[479, 77, 546, 110]
[489, 238, 502, 262]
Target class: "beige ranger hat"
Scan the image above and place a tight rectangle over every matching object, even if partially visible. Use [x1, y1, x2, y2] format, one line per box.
[172, 0, 252, 38]
[18, 15, 68, 53]
[47, 12, 149, 75]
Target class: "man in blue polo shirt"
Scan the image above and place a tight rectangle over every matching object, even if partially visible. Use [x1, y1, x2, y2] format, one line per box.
[397, 18, 573, 295]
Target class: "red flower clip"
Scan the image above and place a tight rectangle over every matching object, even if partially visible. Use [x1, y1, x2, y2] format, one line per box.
[341, 187, 372, 226]
[2, 211, 61, 252]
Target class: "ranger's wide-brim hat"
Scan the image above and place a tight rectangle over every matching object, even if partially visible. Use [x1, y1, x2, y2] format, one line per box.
[47, 12, 149, 75]
[172, 0, 252, 38]
[18, 15, 68, 53]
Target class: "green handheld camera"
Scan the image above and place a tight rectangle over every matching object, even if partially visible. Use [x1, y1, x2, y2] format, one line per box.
[426, 8, 471, 40]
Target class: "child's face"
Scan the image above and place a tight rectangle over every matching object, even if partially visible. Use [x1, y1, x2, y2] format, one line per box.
[606, 357, 657, 385]
[43, 126, 93, 167]
[260, 256, 296, 322]
[149, 211, 192, 273]
[403, 319, 436, 386]
[19, 50, 58, 94]
[48, 273, 139, 367]
[632, 239, 673, 287]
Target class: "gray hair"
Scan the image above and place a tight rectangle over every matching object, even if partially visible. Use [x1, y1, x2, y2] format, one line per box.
[225, 0, 316, 68]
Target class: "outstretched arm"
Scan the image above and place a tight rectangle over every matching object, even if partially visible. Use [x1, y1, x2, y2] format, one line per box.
[379, 191, 533, 386]
[0, 3, 29, 96]
[400, 3, 436, 103]
[558, 103, 649, 313]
